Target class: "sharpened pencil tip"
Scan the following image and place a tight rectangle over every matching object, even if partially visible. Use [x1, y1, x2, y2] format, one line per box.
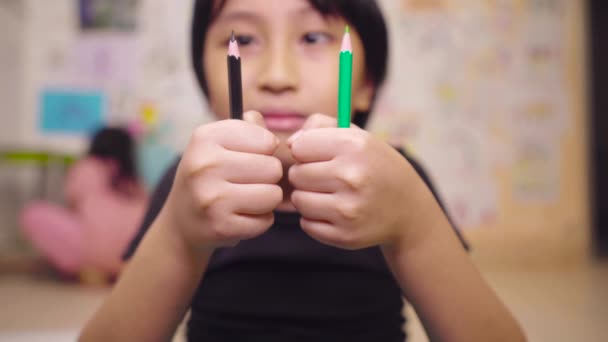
[345, 25, 349, 33]
[231, 30, 235, 42]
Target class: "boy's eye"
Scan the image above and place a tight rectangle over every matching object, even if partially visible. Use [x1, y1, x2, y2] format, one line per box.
[301, 32, 332, 45]
[225, 34, 256, 47]
[235, 35, 255, 46]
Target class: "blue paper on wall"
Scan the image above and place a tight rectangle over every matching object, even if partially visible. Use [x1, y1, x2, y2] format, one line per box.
[39, 89, 105, 134]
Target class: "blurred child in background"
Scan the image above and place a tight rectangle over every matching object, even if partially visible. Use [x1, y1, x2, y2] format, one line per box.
[20, 127, 148, 281]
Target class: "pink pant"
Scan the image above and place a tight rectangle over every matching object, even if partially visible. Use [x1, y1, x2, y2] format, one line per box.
[20, 201, 121, 276]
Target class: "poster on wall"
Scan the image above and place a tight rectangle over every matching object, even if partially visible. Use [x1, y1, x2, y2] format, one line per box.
[372, 0, 570, 228]
[78, 0, 139, 32]
[39, 89, 105, 134]
[511, 138, 560, 203]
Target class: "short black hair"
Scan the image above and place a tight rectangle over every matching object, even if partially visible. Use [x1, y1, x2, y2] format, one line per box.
[191, 0, 389, 127]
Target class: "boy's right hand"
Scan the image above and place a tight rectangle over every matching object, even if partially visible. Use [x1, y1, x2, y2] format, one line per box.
[160, 111, 283, 253]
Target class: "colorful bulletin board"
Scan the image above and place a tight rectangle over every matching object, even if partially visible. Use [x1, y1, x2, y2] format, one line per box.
[371, 0, 588, 266]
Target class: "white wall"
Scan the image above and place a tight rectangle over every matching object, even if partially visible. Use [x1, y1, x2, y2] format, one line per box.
[0, 0, 25, 145]
[3, 0, 206, 155]
[0, 1, 35, 252]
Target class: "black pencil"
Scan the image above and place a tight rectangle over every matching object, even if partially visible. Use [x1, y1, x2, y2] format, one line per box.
[228, 31, 243, 120]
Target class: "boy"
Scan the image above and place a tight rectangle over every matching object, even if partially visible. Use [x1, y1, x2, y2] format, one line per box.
[81, 1, 526, 341]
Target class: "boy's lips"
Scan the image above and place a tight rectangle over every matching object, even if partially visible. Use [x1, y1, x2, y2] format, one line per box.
[261, 112, 307, 132]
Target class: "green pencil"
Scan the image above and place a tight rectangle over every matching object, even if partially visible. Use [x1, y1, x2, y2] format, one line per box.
[338, 26, 353, 128]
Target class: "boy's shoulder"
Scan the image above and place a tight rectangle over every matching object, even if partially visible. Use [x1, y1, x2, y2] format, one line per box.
[156, 157, 181, 192]
[393, 148, 428, 181]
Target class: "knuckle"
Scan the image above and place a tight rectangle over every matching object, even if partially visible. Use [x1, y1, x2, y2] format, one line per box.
[200, 155, 221, 173]
[195, 189, 222, 211]
[262, 130, 278, 149]
[287, 165, 299, 184]
[264, 213, 276, 227]
[334, 232, 359, 250]
[191, 158, 219, 180]
[184, 151, 224, 181]
[339, 167, 368, 190]
[212, 215, 241, 241]
[269, 158, 283, 182]
[269, 185, 284, 204]
[290, 190, 303, 208]
[352, 134, 369, 152]
[340, 133, 368, 153]
[250, 214, 275, 236]
[258, 185, 282, 210]
[192, 125, 211, 143]
[178, 157, 197, 179]
[290, 141, 304, 160]
[336, 201, 362, 222]
[212, 224, 234, 241]
[183, 151, 221, 181]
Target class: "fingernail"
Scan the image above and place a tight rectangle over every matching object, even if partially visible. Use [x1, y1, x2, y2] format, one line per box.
[287, 130, 303, 146]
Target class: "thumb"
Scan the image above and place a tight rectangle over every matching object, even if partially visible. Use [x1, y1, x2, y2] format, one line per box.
[243, 110, 267, 129]
[301, 113, 337, 130]
[287, 113, 337, 147]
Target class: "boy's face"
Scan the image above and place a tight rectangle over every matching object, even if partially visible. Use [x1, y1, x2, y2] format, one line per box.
[203, 0, 373, 164]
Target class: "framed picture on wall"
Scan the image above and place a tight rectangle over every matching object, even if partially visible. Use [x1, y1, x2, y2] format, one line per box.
[78, 0, 139, 32]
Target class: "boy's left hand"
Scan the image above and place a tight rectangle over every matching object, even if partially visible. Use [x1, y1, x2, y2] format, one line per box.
[287, 114, 436, 251]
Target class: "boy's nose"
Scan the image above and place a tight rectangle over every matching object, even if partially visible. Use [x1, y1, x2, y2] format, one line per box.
[257, 45, 299, 95]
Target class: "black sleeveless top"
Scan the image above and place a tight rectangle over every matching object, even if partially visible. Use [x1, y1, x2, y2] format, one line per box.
[124, 150, 467, 341]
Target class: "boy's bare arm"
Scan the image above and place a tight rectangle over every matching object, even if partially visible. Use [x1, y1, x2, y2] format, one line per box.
[288, 114, 526, 342]
[81, 113, 282, 341]
[79, 213, 211, 342]
[381, 199, 527, 342]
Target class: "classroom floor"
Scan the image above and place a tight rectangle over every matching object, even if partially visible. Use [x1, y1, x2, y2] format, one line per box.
[0, 261, 607, 342]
